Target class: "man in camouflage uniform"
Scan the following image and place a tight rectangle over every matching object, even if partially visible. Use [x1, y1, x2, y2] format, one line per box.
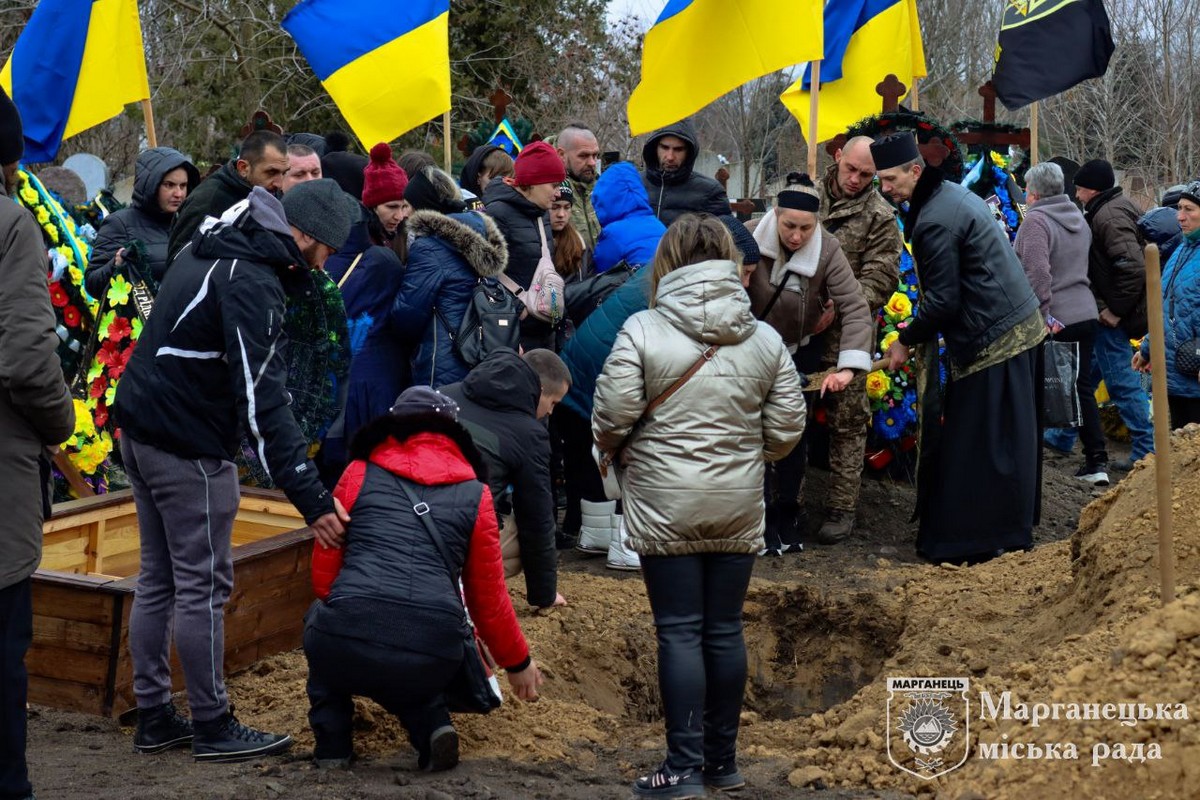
[555, 123, 601, 250]
[814, 136, 902, 543]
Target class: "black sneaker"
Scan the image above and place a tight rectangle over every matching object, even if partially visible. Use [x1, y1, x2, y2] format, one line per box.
[632, 762, 705, 798]
[420, 724, 459, 772]
[782, 542, 804, 554]
[192, 712, 292, 763]
[1074, 460, 1110, 486]
[133, 702, 194, 754]
[703, 762, 746, 792]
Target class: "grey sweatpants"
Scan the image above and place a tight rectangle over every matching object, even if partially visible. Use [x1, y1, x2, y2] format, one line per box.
[121, 435, 239, 722]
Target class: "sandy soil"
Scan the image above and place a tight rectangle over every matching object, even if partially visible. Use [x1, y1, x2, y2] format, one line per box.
[29, 426, 1199, 800]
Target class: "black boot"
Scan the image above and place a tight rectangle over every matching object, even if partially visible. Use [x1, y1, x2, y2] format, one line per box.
[192, 711, 292, 763]
[133, 702, 194, 754]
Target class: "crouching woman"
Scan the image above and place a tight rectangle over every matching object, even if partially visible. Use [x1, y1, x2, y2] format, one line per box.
[304, 386, 543, 771]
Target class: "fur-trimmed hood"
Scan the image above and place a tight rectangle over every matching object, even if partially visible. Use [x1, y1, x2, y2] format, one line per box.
[408, 209, 508, 278]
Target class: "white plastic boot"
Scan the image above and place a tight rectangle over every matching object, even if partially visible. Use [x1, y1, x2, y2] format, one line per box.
[606, 512, 641, 571]
[576, 499, 616, 554]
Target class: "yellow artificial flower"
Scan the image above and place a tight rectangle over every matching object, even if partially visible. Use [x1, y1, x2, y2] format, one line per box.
[43, 223, 59, 244]
[866, 370, 892, 401]
[107, 274, 132, 306]
[56, 245, 75, 266]
[884, 292, 913, 322]
[35, 206, 51, 225]
[69, 266, 84, 286]
[19, 185, 39, 206]
[990, 151, 1007, 169]
[881, 330, 900, 353]
[72, 399, 97, 437]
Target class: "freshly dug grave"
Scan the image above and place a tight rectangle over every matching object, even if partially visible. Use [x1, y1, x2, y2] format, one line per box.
[228, 429, 1200, 799]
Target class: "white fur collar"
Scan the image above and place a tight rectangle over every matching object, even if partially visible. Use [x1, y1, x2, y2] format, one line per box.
[752, 208, 822, 289]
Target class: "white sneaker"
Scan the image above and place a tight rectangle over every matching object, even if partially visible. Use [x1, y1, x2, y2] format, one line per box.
[606, 514, 641, 571]
[577, 500, 615, 554]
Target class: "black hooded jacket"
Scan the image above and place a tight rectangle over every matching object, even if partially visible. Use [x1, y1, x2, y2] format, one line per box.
[640, 119, 731, 225]
[460, 144, 502, 198]
[115, 190, 334, 524]
[168, 160, 253, 260]
[440, 349, 557, 608]
[85, 147, 199, 297]
[482, 179, 554, 290]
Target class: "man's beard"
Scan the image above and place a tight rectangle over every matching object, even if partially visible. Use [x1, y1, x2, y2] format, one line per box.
[569, 166, 596, 184]
[301, 240, 325, 270]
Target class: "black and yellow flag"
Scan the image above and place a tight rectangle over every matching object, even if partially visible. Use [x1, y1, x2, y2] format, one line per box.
[992, 0, 1114, 110]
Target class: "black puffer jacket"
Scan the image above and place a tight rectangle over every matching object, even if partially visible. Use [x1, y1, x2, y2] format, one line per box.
[168, 160, 253, 260]
[640, 119, 730, 225]
[86, 148, 199, 297]
[115, 189, 333, 523]
[440, 349, 557, 608]
[1085, 187, 1148, 337]
[898, 167, 1040, 369]
[482, 179, 554, 290]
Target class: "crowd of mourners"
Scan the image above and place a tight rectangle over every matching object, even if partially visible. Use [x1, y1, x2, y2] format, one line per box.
[3, 80, 1199, 798]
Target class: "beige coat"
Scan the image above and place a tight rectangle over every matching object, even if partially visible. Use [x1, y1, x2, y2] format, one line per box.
[747, 209, 874, 373]
[0, 182, 75, 589]
[592, 259, 805, 556]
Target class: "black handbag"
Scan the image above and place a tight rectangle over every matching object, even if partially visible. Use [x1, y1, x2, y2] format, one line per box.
[1042, 337, 1082, 428]
[393, 475, 502, 714]
[435, 278, 523, 369]
[564, 261, 637, 326]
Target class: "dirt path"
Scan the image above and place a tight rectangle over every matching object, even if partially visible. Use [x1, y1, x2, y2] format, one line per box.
[28, 435, 1163, 800]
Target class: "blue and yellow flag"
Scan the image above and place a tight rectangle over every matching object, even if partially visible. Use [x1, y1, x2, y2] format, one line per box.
[283, 0, 451, 147]
[781, 0, 926, 145]
[627, 0, 823, 136]
[0, 0, 150, 163]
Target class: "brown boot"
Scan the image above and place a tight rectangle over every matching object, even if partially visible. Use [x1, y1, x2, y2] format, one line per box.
[815, 509, 854, 545]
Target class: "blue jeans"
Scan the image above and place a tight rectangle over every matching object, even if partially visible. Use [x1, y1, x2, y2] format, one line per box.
[1045, 324, 1154, 460]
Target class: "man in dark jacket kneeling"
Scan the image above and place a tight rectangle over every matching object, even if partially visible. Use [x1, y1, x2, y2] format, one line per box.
[114, 179, 357, 763]
[441, 349, 570, 610]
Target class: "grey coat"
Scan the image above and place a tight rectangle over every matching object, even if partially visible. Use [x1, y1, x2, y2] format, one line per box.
[1015, 194, 1097, 327]
[592, 259, 805, 556]
[1, 183, 76, 589]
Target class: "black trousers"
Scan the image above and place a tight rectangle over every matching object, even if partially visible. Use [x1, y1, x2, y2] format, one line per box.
[1168, 395, 1200, 429]
[555, 405, 606, 535]
[765, 340, 822, 547]
[1051, 320, 1107, 462]
[641, 553, 755, 771]
[0, 579, 32, 800]
[304, 625, 461, 760]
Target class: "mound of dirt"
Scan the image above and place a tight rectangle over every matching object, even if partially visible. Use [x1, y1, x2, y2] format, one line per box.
[226, 428, 1200, 799]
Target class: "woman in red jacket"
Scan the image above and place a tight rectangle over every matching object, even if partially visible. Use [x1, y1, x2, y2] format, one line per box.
[305, 386, 543, 771]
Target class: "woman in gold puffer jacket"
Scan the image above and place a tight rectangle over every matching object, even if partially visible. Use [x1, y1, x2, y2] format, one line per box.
[593, 213, 804, 797]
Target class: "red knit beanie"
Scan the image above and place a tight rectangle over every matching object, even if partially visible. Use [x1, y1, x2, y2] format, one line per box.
[513, 141, 566, 186]
[362, 142, 409, 207]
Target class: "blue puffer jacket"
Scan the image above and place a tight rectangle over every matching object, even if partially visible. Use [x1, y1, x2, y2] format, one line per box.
[1141, 232, 1200, 398]
[326, 211, 405, 357]
[389, 210, 508, 389]
[1139, 206, 1183, 267]
[559, 265, 653, 421]
[592, 162, 666, 273]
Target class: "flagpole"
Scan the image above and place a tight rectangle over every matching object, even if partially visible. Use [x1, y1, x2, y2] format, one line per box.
[442, 110, 452, 173]
[911, 77, 920, 112]
[141, 98, 158, 148]
[1029, 101, 1039, 165]
[806, 61, 821, 176]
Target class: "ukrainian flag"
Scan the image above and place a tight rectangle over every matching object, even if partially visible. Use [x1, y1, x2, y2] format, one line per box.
[0, 0, 150, 163]
[781, 0, 926, 145]
[627, 0, 823, 136]
[283, 0, 450, 147]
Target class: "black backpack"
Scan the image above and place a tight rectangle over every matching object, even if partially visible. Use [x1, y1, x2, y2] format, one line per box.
[435, 278, 523, 368]
[564, 261, 637, 327]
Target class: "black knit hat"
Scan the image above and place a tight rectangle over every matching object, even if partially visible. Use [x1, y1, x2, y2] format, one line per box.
[1179, 181, 1200, 209]
[390, 386, 459, 421]
[869, 132, 921, 171]
[1074, 159, 1115, 192]
[281, 178, 356, 249]
[0, 87, 23, 165]
[555, 180, 575, 204]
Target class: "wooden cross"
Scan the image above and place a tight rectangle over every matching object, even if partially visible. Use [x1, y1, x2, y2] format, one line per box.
[238, 110, 283, 139]
[877, 75, 908, 113]
[950, 81, 1031, 150]
[457, 133, 474, 159]
[489, 87, 513, 125]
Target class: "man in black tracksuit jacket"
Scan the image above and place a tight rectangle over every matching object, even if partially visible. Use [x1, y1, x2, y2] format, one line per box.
[114, 181, 354, 762]
[440, 349, 570, 609]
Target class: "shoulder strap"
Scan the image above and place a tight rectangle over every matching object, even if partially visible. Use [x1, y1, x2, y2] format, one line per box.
[536, 216, 549, 253]
[757, 273, 791, 321]
[496, 273, 525, 298]
[392, 472, 482, 598]
[336, 251, 365, 290]
[645, 345, 720, 416]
